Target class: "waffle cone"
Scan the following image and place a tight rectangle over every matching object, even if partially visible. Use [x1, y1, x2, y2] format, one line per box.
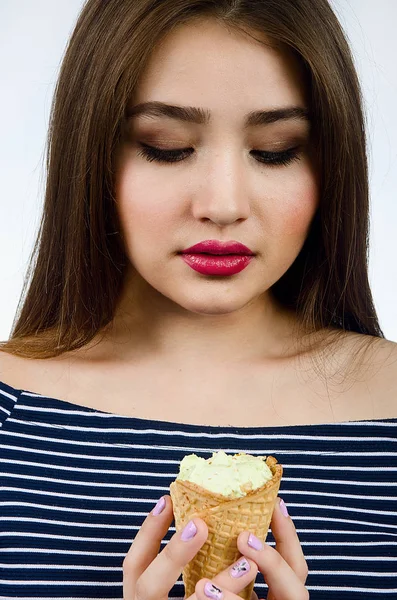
[169, 455, 282, 600]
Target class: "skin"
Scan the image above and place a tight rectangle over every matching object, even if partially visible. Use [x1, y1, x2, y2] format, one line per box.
[116, 19, 311, 599]
[122, 496, 309, 600]
[111, 18, 319, 367]
[1, 18, 394, 597]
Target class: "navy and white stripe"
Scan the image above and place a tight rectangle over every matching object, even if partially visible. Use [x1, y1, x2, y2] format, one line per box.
[0, 379, 396, 599]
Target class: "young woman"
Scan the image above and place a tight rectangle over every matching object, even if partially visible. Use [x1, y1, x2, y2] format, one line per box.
[0, 0, 396, 598]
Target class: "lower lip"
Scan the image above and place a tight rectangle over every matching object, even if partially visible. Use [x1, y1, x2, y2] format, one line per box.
[180, 253, 254, 275]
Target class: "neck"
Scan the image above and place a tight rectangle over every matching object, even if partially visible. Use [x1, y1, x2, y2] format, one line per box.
[99, 270, 306, 366]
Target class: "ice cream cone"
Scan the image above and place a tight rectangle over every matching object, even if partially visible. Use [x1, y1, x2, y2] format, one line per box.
[169, 455, 282, 600]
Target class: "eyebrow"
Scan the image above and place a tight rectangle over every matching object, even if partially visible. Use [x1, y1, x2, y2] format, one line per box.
[126, 101, 310, 127]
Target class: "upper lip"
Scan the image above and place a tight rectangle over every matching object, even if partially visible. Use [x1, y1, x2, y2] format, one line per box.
[181, 240, 255, 255]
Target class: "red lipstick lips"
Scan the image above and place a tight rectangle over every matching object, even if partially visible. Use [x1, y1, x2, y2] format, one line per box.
[181, 240, 254, 255]
[180, 240, 255, 275]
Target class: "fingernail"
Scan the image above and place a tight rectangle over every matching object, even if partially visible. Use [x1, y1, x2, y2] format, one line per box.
[181, 519, 197, 541]
[230, 557, 250, 578]
[151, 496, 166, 516]
[279, 498, 289, 518]
[248, 533, 263, 551]
[204, 581, 224, 599]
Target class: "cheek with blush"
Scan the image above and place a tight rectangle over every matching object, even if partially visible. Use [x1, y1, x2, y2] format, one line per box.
[115, 166, 172, 245]
[276, 167, 319, 238]
[281, 196, 318, 238]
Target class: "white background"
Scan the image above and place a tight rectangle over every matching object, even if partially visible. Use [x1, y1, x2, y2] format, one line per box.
[0, 0, 396, 342]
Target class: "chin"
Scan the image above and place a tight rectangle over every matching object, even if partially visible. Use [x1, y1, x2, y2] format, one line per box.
[169, 291, 259, 317]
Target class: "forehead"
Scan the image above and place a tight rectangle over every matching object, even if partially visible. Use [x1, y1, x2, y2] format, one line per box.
[131, 20, 309, 122]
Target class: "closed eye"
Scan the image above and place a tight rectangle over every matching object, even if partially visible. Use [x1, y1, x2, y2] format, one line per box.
[136, 143, 301, 167]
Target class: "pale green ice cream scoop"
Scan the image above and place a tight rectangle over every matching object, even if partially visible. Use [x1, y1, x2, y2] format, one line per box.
[176, 450, 273, 498]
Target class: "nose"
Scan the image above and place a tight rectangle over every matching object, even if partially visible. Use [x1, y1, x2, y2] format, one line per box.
[191, 149, 251, 226]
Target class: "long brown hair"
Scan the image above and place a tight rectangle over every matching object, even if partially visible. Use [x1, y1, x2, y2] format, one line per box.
[0, 0, 384, 373]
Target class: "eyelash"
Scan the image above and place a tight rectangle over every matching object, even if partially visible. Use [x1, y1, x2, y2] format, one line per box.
[137, 143, 301, 167]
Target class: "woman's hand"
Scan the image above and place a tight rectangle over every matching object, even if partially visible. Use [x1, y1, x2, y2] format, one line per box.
[123, 494, 259, 600]
[194, 498, 309, 600]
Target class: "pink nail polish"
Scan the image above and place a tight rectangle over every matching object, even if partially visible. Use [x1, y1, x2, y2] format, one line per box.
[181, 519, 197, 541]
[152, 496, 166, 515]
[230, 557, 250, 578]
[204, 581, 224, 599]
[248, 533, 263, 551]
[279, 498, 289, 517]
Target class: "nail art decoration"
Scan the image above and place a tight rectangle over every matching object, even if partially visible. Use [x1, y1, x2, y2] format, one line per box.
[204, 581, 224, 600]
[230, 557, 250, 578]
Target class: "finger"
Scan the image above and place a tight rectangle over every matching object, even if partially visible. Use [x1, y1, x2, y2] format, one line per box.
[195, 578, 254, 600]
[184, 553, 258, 600]
[131, 509, 208, 600]
[266, 498, 308, 600]
[123, 495, 173, 596]
[272, 498, 308, 581]
[204, 555, 258, 599]
[236, 528, 309, 600]
[123, 496, 207, 598]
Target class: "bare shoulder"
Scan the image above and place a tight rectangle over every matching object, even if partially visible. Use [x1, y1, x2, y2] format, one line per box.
[344, 333, 397, 418]
[370, 336, 397, 365]
[0, 350, 34, 388]
[326, 330, 397, 374]
[365, 336, 397, 409]
[0, 349, 20, 379]
[356, 335, 397, 380]
[0, 349, 64, 392]
[305, 330, 397, 421]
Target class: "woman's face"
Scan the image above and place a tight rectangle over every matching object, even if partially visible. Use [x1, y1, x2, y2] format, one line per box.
[114, 19, 318, 317]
